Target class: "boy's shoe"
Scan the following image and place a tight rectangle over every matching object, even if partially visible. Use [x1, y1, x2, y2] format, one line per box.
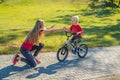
[35, 58, 41, 64]
[12, 54, 20, 65]
[71, 49, 77, 55]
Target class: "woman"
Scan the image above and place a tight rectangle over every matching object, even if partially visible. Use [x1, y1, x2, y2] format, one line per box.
[12, 19, 65, 67]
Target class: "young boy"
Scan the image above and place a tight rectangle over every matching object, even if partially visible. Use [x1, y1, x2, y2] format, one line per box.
[66, 16, 83, 54]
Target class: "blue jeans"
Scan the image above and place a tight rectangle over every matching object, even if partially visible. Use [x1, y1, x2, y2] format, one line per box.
[20, 46, 37, 67]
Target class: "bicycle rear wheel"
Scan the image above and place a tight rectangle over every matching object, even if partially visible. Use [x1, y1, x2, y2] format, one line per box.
[57, 47, 68, 62]
[77, 44, 88, 58]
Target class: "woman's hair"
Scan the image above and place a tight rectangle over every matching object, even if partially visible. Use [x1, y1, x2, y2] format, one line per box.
[25, 19, 44, 44]
[71, 16, 79, 22]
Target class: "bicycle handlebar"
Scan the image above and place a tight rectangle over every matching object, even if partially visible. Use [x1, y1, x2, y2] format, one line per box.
[65, 31, 76, 37]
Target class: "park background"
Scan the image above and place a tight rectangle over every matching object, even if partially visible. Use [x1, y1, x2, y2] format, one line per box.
[0, 0, 120, 54]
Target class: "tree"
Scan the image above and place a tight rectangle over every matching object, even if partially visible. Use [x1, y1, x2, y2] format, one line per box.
[109, 0, 120, 8]
[0, 0, 4, 3]
[118, 0, 120, 7]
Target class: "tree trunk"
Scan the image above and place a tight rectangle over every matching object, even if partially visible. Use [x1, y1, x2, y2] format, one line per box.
[118, 0, 120, 7]
[0, 0, 4, 3]
[1, 0, 4, 2]
[110, 0, 114, 4]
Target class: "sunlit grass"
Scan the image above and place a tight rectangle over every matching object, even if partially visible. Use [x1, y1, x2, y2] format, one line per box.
[103, 35, 115, 40]
[0, 0, 120, 54]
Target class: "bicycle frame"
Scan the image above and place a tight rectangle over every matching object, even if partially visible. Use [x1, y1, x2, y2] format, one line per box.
[63, 32, 77, 51]
[57, 31, 88, 62]
[65, 39, 74, 50]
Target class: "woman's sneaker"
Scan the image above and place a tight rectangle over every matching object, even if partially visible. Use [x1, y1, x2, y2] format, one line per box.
[35, 58, 41, 64]
[12, 54, 20, 65]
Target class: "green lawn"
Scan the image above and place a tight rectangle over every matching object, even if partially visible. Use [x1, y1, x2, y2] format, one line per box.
[0, 0, 120, 54]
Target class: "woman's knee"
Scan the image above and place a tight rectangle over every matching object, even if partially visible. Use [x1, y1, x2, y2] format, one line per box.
[30, 63, 37, 67]
[29, 60, 37, 67]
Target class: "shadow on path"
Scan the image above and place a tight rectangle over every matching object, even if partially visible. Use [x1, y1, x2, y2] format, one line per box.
[26, 57, 90, 79]
[0, 65, 30, 80]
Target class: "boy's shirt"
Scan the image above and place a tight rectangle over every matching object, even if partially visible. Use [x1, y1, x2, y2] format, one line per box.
[70, 24, 83, 36]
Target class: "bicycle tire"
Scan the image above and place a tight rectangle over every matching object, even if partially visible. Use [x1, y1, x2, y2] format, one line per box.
[77, 44, 88, 58]
[57, 47, 68, 62]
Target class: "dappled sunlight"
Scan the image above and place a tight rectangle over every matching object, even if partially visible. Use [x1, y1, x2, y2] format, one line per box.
[83, 34, 97, 39]
[103, 35, 116, 40]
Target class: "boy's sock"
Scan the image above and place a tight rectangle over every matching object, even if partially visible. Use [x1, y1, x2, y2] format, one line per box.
[71, 49, 77, 55]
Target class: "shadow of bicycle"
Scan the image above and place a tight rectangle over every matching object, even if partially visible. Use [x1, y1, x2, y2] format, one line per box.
[26, 57, 90, 79]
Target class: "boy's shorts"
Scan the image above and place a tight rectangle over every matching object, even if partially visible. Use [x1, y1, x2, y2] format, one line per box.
[71, 36, 82, 43]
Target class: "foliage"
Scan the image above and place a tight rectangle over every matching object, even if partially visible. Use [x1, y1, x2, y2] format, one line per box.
[90, 0, 120, 8]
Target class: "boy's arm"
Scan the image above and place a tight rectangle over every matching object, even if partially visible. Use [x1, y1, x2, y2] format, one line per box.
[76, 32, 82, 35]
[76, 25, 83, 35]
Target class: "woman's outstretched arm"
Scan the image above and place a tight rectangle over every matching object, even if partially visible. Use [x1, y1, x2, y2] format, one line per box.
[44, 27, 66, 34]
[46, 24, 56, 30]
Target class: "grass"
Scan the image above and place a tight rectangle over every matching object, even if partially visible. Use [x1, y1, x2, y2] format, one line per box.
[0, 0, 120, 54]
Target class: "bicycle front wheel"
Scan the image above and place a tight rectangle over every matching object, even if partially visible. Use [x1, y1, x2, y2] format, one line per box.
[57, 47, 68, 62]
[77, 44, 88, 58]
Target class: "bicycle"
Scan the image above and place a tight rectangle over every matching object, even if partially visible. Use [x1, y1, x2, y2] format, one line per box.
[57, 31, 88, 62]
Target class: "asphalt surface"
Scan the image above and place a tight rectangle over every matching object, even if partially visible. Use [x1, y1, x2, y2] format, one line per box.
[0, 46, 120, 80]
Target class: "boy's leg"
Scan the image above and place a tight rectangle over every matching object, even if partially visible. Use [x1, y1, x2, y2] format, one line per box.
[71, 36, 82, 54]
[77, 36, 82, 42]
[73, 36, 82, 42]
[71, 36, 76, 43]
[33, 43, 44, 57]
[20, 47, 37, 67]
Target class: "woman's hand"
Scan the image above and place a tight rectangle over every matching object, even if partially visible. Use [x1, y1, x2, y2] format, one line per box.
[62, 26, 67, 31]
[65, 28, 70, 32]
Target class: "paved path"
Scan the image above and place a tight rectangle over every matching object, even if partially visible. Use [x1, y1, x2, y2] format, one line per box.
[0, 46, 120, 80]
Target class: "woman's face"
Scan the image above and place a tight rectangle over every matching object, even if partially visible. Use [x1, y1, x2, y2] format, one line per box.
[40, 21, 44, 28]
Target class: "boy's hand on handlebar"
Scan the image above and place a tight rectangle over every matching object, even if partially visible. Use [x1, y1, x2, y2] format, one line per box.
[76, 32, 81, 35]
